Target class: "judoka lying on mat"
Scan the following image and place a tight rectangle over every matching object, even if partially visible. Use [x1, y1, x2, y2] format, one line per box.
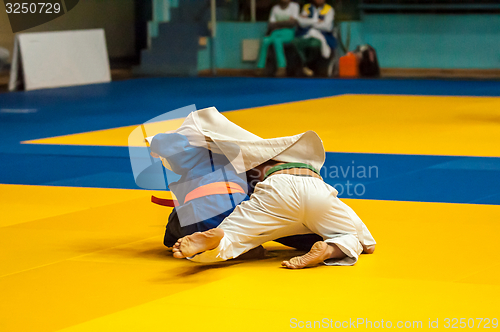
[148, 107, 322, 252]
[173, 158, 376, 269]
[148, 107, 375, 268]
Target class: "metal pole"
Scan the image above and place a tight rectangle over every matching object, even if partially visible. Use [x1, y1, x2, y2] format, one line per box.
[210, 0, 217, 75]
[250, 0, 256, 22]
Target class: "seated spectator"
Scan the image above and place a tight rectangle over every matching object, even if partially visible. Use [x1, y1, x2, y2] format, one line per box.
[293, 0, 336, 76]
[256, 0, 300, 77]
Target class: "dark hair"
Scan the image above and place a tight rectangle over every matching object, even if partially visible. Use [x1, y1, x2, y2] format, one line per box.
[261, 159, 281, 167]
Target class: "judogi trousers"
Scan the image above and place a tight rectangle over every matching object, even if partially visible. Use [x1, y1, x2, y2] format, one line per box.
[189, 174, 376, 266]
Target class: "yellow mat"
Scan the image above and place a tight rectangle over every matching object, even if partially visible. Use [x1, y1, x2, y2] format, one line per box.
[1, 184, 499, 331]
[23, 95, 500, 157]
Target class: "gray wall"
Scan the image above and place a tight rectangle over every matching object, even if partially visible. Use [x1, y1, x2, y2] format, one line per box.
[0, 0, 136, 64]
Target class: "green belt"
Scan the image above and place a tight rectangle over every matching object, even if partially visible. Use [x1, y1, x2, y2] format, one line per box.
[264, 162, 321, 181]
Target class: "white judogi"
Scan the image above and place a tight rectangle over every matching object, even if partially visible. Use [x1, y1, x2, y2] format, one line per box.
[147, 107, 325, 174]
[189, 173, 376, 266]
[149, 107, 376, 265]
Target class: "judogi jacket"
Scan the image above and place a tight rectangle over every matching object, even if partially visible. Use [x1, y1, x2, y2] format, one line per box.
[169, 107, 326, 174]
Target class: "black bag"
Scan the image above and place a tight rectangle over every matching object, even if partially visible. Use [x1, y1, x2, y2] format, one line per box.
[354, 44, 380, 77]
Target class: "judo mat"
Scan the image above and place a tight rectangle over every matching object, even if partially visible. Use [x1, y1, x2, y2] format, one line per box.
[1, 77, 499, 331]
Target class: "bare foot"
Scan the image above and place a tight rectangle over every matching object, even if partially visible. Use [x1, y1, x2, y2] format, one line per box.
[362, 244, 375, 254]
[281, 241, 334, 269]
[172, 228, 224, 259]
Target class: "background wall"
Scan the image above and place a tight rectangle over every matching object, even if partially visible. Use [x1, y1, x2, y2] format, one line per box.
[361, 14, 500, 69]
[215, 22, 267, 70]
[202, 15, 500, 71]
[0, 0, 136, 64]
[2, 2, 499, 71]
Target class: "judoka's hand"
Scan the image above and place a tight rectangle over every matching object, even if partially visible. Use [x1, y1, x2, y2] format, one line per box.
[150, 152, 160, 158]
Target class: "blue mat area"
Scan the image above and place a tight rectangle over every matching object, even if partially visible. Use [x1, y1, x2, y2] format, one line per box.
[322, 153, 500, 205]
[1, 145, 499, 205]
[1, 77, 499, 205]
[1, 77, 500, 145]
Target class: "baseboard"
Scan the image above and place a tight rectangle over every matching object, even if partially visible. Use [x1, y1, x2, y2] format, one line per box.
[198, 69, 256, 77]
[0, 68, 135, 93]
[381, 68, 500, 79]
[199, 68, 500, 79]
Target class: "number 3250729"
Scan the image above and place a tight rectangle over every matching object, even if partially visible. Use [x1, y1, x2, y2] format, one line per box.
[5, 3, 62, 14]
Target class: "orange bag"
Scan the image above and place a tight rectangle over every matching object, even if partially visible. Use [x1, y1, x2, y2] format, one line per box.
[339, 52, 359, 78]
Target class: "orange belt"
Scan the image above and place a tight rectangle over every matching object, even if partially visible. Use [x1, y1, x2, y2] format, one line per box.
[151, 182, 245, 207]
